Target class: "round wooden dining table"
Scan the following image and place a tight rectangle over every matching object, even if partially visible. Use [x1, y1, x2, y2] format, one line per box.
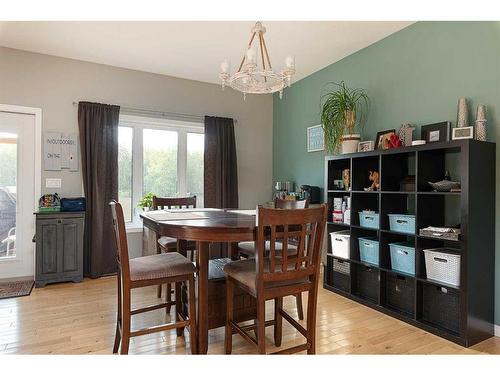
[141, 208, 257, 354]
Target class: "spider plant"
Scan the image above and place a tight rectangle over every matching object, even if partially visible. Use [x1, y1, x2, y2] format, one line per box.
[320, 81, 369, 153]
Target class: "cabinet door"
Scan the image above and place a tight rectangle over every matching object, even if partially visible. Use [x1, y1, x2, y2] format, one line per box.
[38, 221, 58, 275]
[59, 219, 81, 273]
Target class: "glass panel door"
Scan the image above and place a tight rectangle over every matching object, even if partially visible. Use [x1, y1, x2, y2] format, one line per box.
[0, 132, 17, 259]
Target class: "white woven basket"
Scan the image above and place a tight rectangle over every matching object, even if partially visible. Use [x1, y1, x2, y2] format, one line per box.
[423, 249, 461, 286]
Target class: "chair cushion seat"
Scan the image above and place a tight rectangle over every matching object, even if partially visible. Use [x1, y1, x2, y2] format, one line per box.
[129, 252, 196, 281]
[158, 236, 196, 251]
[223, 259, 308, 291]
[238, 240, 297, 256]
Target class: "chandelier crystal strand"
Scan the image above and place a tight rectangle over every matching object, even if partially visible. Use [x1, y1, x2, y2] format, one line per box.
[219, 22, 295, 98]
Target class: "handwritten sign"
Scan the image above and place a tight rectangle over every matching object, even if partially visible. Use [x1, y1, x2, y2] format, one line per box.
[44, 132, 78, 171]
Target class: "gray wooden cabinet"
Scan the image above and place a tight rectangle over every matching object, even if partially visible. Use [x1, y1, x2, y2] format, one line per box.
[35, 211, 85, 287]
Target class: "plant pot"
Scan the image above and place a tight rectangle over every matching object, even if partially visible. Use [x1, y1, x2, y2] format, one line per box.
[341, 134, 361, 154]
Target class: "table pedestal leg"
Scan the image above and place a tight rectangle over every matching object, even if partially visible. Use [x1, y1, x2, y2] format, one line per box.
[196, 241, 209, 354]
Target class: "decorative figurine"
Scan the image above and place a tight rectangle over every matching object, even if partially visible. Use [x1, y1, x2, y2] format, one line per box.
[398, 123, 415, 147]
[475, 104, 487, 141]
[457, 97, 469, 128]
[364, 171, 380, 191]
[343, 169, 350, 191]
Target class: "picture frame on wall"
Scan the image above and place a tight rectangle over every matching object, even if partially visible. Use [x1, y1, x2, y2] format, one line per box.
[421, 121, 451, 143]
[358, 140, 374, 152]
[306, 124, 324, 152]
[452, 126, 474, 140]
[375, 129, 396, 150]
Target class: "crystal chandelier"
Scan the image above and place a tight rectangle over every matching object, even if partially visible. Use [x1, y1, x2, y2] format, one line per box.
[219, 22, 295, 99]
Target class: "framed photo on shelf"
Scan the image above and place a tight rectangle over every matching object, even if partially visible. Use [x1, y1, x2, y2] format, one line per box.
[358, 140, 374, 152]
[306, 125, 324, 152]
[375, 129, 396, 150]
[452, 126, 474, 140]
[421, 121, 451, 143]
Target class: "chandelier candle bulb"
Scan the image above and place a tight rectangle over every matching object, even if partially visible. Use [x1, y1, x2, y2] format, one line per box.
[220, 60, 230, 73]
[246, 49, 257, 64]
[285, 56, 295, 68]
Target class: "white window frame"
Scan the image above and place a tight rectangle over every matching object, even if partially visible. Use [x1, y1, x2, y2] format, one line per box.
[119, 114, 204, 230]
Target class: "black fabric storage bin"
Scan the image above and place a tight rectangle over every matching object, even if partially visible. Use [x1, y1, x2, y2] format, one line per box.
[422, 283, 460, 333]
[332, 258, 350, 292]
[385, 273, 415, 315]
[355, 264, 379, 302]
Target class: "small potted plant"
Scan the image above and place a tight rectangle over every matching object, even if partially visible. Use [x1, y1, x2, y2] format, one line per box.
[320, 81, 369, 154]
[138, 192, 155, 211]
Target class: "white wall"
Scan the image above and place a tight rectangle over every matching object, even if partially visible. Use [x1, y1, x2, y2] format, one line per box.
[0, 46, 273, 258]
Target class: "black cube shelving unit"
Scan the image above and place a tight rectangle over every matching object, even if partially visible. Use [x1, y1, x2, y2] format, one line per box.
[323, 139, 495, 347]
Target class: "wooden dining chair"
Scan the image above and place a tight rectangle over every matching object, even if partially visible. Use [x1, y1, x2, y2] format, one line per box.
[110, 201, 197, 354]
[152, 195, 197, 303]
[237, 198, 309, 320]
[223, 204, 327, 354]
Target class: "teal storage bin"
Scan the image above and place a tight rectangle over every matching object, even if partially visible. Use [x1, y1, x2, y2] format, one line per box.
[358, 237, 379, 266]
[389, 242, 415, 275]
[388, 214, 415, 234]
[358, 212, 379, 229]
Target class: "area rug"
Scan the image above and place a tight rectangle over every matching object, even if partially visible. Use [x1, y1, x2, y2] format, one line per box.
[0, 280, 34, 299]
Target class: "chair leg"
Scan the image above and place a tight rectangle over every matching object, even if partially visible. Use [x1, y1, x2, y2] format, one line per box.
[296, 292, 304, 320]
[190, 250, 195, 262]
[306, 282, 319, 354]
[165, 283, 172, 313]
[256, 296, 266, 354]
[187, 275, 198, 354]
[175, 282, 183, 337]
[157, 284, 162, 298]
[113, 276, 122, 354]
[156, 243, 162, 298]
[224, 277, 234, 354]
[273, 297, 283, 347]
[120, 287, 131, 355]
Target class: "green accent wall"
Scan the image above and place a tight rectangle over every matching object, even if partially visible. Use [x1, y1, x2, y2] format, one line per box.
[273, 21, 500, 325]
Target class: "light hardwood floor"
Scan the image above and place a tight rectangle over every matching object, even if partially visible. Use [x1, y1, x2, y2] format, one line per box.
[0, 276, 499, 354]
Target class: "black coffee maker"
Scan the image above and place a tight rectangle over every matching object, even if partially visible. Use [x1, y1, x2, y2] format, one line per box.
[300, 185, 321, 204]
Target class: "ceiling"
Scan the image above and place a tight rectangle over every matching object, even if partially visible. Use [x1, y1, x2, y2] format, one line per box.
[0, 21, 413, 84]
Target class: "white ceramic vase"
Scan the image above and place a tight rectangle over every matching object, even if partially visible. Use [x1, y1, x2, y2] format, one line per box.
[341, 134, 361, 154]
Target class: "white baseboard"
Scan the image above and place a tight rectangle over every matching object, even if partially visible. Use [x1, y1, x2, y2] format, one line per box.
[495, 324, 500, 337]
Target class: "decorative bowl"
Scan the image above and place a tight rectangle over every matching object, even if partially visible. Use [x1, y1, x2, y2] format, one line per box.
[428, 180, 461, 192]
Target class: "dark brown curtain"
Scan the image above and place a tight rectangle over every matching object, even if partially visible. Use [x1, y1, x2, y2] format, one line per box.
[78, 101, 120, 278]
[204, 116, 239, 209]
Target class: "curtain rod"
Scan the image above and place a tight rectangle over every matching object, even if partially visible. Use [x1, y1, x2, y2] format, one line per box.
[72, 101, 237, 124]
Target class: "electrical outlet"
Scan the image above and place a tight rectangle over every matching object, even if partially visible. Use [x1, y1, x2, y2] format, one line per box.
[45, 178, 62, 189]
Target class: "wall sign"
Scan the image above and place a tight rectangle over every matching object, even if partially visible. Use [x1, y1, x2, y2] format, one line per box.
[307, 124, 324, 152]
[44, 132, 78, 171]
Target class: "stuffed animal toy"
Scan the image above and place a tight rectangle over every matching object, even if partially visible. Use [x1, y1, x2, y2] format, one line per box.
[365, 171, 380, 191]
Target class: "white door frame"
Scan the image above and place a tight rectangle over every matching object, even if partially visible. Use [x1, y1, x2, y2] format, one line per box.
[0, 104, 42, 277]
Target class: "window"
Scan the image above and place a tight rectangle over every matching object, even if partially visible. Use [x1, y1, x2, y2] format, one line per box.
[117, 115, 204, 226]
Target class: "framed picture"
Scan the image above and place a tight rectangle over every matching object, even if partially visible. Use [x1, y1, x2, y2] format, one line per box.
[452, 126, 474, 140]
[307, 125, 324, 152]
[375, 129, 396, 150]
[421, 121, 451, 143]
[358, 140, 374, 152]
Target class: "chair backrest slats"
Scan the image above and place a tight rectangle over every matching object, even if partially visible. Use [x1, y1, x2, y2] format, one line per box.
[270, 226, 277, 273]
[281, 224, 289, 273]
[256, 204, 327, 285]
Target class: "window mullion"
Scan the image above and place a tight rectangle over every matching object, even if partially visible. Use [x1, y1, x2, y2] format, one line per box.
[132, 125, 143, 224]
[178, 129, 187, 197]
